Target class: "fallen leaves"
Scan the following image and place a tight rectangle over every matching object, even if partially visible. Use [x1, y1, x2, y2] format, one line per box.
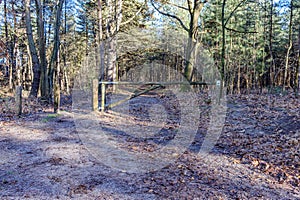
[0, 91, 300, 199]
[220, 93, 300, 187]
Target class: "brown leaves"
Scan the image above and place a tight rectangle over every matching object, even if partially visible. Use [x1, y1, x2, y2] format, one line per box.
[1, 90, 300, 198]
[222, 93, 300, 187]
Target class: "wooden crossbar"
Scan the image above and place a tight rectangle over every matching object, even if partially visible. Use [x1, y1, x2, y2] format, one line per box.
[96, 80, 221, 112]
[99, 81, 214, 86]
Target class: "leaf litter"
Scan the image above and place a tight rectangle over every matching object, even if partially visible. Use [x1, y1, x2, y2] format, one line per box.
[0, 92, 299, 199]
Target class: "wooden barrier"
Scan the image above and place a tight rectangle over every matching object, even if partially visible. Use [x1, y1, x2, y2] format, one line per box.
[94, 80, 221, 112]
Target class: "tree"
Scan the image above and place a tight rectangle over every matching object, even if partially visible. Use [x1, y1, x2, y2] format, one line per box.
[283, 0, 293, 91]
[48, 0, 64, 101]
[35, 0, 48, 98]
[3, 0, 9, 79]
[25, 0, 41, 98]
[105, 0, 123, 83]
[151, 0, 206, 81]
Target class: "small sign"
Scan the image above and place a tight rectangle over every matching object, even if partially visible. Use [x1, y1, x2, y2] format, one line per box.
[216, 80, 221, 86]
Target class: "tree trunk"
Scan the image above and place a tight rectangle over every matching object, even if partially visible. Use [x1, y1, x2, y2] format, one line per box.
[105, 0, 123, 84]
[3, 0, 10, 79]
[48, 0, 64, 101]
[24, 42, 33, 90]
[221, 0, 226, 82]
[54, 49, 60, 113]
[184, 1, 205, 82]
[269, 0, 275, 88]
[98, 0, 105, 81]
[13, 2, 21, 88]
[9, 0, 17, 91]
[15, 44, 21, 86]
[25, 0, 41, 98]
[35, 0, 48, 99]
[283, 0, 293, 91]
[295, 25, 300, 97]
[64, 69, 70, 94]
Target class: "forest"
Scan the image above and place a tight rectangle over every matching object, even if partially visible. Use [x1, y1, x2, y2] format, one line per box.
[0, 0, 300, 199]
[0, 0, 299, 97]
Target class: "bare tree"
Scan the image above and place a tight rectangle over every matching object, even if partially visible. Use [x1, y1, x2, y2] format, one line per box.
[105, 0, 123, 83]
[151, 0, 206, 82]
[283, 0, 293, 91]
[48, 0, 64, 101]
[35, 0, 48, 98]
[25, 0, 41, 98]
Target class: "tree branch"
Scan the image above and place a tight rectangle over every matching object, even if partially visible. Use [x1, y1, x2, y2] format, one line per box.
[121, 0, 147, 26]
[165, 1, 189, 11]
[187, 0, 193, 15]
[225, 26, 257, 34]
[151, 0, 189, 32]
[225, 0, 248, 27]
[195, 0, 206, 9]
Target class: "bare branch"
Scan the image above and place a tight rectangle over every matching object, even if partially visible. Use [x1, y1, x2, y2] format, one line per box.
[225, 26, 257, 34]
[165, 1, 189, 11]
[187, 0, 193, 15]
[225, 0, 248, 27]
[121, 0, 147, 26]
[151, 0, 189, 32]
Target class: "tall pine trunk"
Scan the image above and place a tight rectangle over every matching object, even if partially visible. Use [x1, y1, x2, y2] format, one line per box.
[48, 0, 64, 101]
[283, 0, 293, 91]
[25, 0, 41, 98]
[105, 0, 123, 84]
[295, 25, 300, 96]
[35, 0, 48, 99]
[269, 0, 275, 88]
[3, 0, 9, 78]
[98, 0, 105, 81]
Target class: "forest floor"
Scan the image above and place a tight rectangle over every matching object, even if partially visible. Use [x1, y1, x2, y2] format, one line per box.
[0, 90, 300, 199]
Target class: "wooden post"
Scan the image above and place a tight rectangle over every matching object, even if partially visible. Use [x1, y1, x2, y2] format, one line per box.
[101, 82, 106, 113]
[15, 86, 22, 116]
[216, 80, 221, 105]
[54, 83, 60, 113]
[92, 79, 99, 111]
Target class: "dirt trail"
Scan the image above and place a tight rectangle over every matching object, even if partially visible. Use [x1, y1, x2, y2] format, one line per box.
[0, 94, 299, 199]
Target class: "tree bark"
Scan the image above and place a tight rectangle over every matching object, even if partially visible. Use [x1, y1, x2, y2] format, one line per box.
[184, 0, 205, 82]
[12, 1, 21, 88]
[98, 0, 105, 81]
[283, 0, 293, 91]
[54, 49, 60, 113]
[106, 0, 123, 83]
[35, 0, 48, 99]
[15, 86, 22, 116]
[221, 0, 226, 81]
[3, 0, 10, 79]
[48, 0, 64, 101]
[269, 0, 275, 87]
[25, 0, 41, 98]
[9, 0, 16, 90]
[295, 25, 300, 97]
